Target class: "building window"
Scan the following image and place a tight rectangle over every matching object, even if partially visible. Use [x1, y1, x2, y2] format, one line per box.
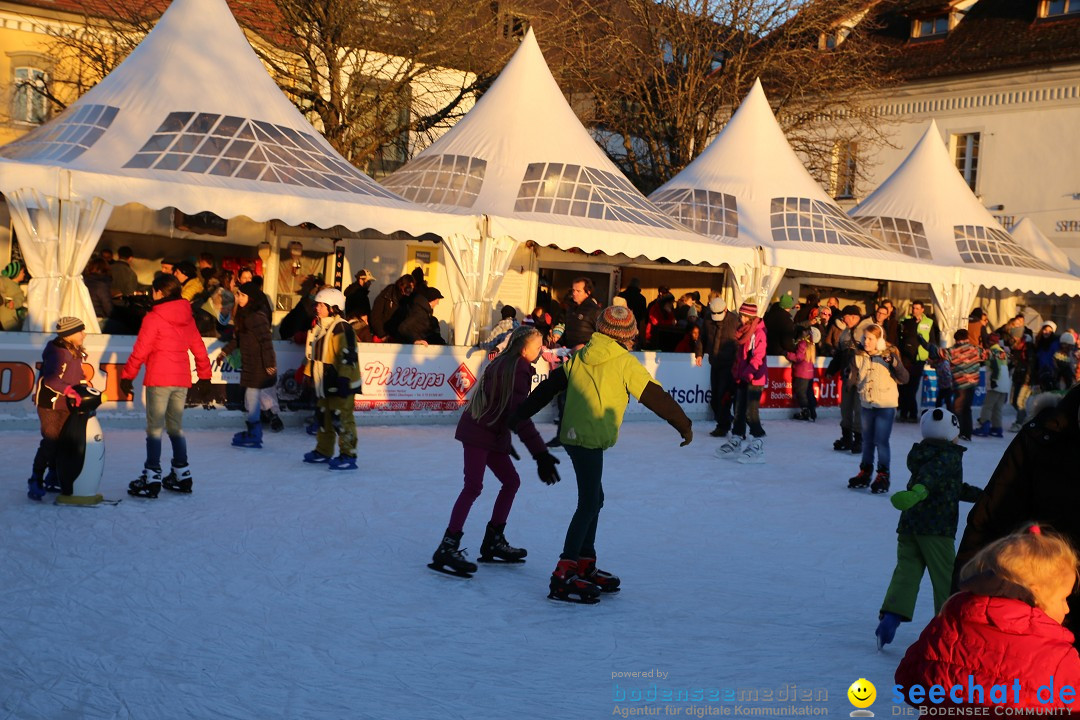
[12, 66, 48, 125]
[492, 3, 528, 40]
[831, 141, 858, 199]
[952, 132, 980, 191]
[1042, 0, 1080, 16]
[912, 14, 950, 38]
[819, 27, 852, 49]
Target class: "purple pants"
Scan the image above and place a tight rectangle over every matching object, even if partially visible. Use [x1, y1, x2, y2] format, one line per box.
[447, 443, 522, 533]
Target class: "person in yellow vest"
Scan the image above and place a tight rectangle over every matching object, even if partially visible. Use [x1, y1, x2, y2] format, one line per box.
[511, 305, 693, 603]
[302, 287, 362, 470]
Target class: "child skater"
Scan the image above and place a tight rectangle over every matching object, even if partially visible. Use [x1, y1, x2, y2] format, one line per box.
[27, 317, 88, 500]
[895, 524, 1080, 712]
[875, 408, 982, 649]
[302, 287, 362, 470]
[218, 282, 278, 449]
[511, 305, 693, 603]
[786, 325, 819, 422]
[429, 326, 560, 577]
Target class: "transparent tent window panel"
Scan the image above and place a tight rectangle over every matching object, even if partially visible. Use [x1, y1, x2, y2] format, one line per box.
[0, 103, 120, 162]
[854, 216, 933, 260]
[514, 162, 684, 230]
[122, 112, 400, 199]
[650, 187, 739, 238]
[953, 225, 1055, 271]
[381, 154, 487, 208]
[769, 197, 895, 251]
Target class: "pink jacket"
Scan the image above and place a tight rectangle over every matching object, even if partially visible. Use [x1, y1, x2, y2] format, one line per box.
[733, 320, 768, 386]
[785, 340, 815, 380]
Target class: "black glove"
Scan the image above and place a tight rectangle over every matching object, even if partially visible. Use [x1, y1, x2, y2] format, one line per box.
[536, 452, 561, 485]
[679, 425, 693, 447]
[194, 378, 213, 394]
[119, 377, 134, 400]
[335, 376, 353, 396]
[508, 442, 521, 461]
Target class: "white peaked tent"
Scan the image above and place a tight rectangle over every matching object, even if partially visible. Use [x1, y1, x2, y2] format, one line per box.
[383, 29, 748, 339]
[0, 0, 475, 333]
[1009, 218, 1074, 274]
[851, 121, 1080, 338]
[650, 80, 945, 309]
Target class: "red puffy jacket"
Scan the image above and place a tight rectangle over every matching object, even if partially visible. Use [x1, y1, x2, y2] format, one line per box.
[895, 591, 1080, 711]
[123, 298, 212, 387]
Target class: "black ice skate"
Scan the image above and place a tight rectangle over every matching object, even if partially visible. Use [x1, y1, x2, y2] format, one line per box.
[548, 559, 601, 604]
[162, 464, 193, 493]
[577, 556, 620, 593]
[870, 469, 890, 495]
[848, 464, 872, 489]
[128, 467, 162, 498]
[833, 429, 852, 451]
[429, 530, 478, 578]
[478, 522, 527, 563]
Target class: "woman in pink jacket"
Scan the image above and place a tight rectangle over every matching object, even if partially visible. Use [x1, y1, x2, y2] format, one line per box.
[717, 302, 768, 464]
[121, 274, 212, 498]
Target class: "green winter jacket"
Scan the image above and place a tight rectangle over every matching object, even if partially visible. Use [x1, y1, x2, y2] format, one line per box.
[560, 332, 656, 449]
[897, 439, 982, 538]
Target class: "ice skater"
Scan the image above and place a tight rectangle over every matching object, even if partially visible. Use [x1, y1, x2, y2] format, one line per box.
[218, 281, 278, 449]
[301, 287, 363, 470]
[121, 274, 212, 498]
[429, 326, 561, 578]
[27, 317, 88, 501]
[875, 408, 982, 649]
[511, 305, 693, 603]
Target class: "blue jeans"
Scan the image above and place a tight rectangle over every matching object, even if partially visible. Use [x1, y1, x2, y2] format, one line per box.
[860, 406, 895, 470]
[145, 386, 188, 470]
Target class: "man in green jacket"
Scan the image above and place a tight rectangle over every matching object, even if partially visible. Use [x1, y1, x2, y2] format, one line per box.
[512, 305, 693, 603]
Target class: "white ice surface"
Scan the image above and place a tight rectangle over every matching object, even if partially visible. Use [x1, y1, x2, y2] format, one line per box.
[0, 416, 1013, 719]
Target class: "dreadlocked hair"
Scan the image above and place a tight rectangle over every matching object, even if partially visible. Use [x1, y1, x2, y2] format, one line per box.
[467, 326, 541, 426]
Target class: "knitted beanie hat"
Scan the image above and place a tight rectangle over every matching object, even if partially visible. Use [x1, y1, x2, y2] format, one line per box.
[596, 305, 638, 345]
[920, 407, 960, 442]
[2, 260, 21, 278]
[738, 302, 758, 317]
[779, 294, 795, 310]
[56, 316, 85, 338]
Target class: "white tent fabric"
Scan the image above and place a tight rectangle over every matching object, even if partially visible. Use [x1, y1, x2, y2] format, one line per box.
[851, 121, 1080, 298]
[650, 80, 943, 295]
[1009, 217, 1072, 274]
[382, 29, 745, 268]
[0, 0, 476, 332]
[6, 186, 111, 333]
[440, 224, 519, 346]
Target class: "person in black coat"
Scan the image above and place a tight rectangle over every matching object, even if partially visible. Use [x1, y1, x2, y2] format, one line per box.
[952, 384, 1080, 644]
[763, 297, 797, 355]
[559, 278, 602, 350]
[616, 277, 648, 330]
[84, 257, 114, 322]
[344, 268, 374, 320]
[701, 297, 740, 437]
[370, 275, 415, 341]
[395, 286, 445, 345]
[220, 283, 282, 440]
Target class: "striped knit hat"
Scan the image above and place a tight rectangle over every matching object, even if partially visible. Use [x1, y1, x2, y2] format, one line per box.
[738, 302, 758, 317]
[595, 305, 638, 346]
[56, 316, 85, 337]
[1, 260, 21, 278]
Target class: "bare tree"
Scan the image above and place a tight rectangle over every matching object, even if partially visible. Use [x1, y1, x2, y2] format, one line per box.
[552, 0, 897, 194]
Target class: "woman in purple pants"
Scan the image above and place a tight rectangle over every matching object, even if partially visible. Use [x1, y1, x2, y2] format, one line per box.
[429, 326, 560, 577]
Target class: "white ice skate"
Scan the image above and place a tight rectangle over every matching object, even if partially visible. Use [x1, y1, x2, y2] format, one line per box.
[715, 436, 742, 460]
[736, 438, 765, 464]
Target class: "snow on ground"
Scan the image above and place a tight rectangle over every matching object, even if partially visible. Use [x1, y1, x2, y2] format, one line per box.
[0, 415, 1013, 720]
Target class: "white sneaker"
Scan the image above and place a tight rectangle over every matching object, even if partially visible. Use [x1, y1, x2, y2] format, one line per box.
[737, 438, 765, 464]
[715, 436, 743, 459]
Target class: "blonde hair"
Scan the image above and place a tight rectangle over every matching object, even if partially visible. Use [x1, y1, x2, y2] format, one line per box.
[467, 326, 541, 425]
[962, 524, 1079, 611]
[798, 326, 816, 365]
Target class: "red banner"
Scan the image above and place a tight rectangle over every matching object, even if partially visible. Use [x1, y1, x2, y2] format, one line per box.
[761, 367, 843, 409]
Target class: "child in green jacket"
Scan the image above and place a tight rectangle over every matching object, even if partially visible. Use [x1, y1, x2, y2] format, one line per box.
[512, 305, 693, 603]
[876, 407, 983, 649]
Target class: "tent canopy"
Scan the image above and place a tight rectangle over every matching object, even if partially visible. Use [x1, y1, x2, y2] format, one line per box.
[382, 29, 746, 268]
[0, 0, 474, 239]
[851, 121, 1080, 297]
[650, 80, 944, 287]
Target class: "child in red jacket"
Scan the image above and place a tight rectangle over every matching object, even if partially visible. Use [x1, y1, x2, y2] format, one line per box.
[429, 326, 560, 578]
[895, 524, 1080, 712]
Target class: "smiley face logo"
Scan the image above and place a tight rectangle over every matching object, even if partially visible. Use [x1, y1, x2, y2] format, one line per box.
[847, 678, 876, 709]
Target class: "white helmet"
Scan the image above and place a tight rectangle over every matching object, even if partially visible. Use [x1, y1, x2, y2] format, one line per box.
[314, 287, 346, 312]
